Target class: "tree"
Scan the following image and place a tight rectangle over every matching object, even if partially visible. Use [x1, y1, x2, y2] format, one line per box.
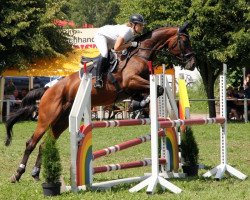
[188, 0, 249, 116]
[116, 0, 249, 117]
[68, 0, 120, 27]
[115, 0, 193, 30]
[0, 0, 72, 73]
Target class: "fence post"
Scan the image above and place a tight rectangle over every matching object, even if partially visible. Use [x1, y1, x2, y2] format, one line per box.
[0, 77, 5, 122]
[243, 67, 248, 123]
[203, 63, 247, 180]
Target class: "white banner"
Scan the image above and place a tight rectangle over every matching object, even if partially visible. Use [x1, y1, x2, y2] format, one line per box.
[64, 28, 98, 49]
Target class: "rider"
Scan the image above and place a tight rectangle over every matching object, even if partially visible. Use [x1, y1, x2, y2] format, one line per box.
[93, 14, 146, 88]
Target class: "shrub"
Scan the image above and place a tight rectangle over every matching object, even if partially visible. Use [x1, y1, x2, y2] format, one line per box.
[180, 126, 199, 166]
[42, 132, 62, 183]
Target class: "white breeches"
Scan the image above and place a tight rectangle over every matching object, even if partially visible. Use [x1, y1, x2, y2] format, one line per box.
[94, 34, 109, 58]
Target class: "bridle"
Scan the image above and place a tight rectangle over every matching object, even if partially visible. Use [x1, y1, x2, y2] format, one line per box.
[168, 32, 195, 63]
[135, 30, 195, 63]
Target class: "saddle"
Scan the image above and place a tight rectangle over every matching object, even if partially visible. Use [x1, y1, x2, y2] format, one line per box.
[80, 51, 118, 77]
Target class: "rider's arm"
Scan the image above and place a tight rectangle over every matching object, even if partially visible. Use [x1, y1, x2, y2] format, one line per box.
[114, 36, 132, 51]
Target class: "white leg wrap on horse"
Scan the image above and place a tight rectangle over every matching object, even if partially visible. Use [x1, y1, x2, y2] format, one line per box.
[19, 164, 25, 169]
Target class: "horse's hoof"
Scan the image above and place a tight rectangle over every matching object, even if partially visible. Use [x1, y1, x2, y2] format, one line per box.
[5, 139, 11, 146]
[10, 174, 18, 183]
[157, 85, 164, 97]
[31, 167, 40, 181]
[32, 176, 40, 181]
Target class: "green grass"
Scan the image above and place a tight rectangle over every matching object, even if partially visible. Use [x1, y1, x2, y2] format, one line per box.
[0, 121, 249, 200]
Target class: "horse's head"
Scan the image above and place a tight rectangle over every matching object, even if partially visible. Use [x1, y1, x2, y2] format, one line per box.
[167, 22, 196, 70]
[134, 23, 196, 70]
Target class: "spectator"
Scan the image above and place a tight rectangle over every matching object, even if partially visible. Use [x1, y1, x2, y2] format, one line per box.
[226, 86, 234, 98]
[20, 88, 29, 99]
[226, 86, 240, 120]
[12, 89, 21, 111]
[243, 79, 250, 120]
[238, 86, 245, 99]
[245, 81, 250, 98]
[232, 87, 240, 98]
[4, 79, 17, 112]
[13, 89, 20, 99]
[5, 79, 16, 97]
[243, 74, 250, 88]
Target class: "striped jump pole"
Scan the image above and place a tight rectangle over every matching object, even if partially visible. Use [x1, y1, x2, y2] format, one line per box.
[93, 130, 165, 160]
[93, 118, 151, 127]
[158, 117, 226, 128]
[94, 158, 166, 174]
[92, 118, 168, 128]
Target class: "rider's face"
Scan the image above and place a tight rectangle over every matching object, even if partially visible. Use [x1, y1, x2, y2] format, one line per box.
[134, 23, 144, 34]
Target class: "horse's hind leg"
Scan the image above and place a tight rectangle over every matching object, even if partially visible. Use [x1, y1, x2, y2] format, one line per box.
[31, 143, 43, 181]
[10, 124, 48, 183]
[11, 104, 66, 183]
[30, 107, 70, 181]
[30, 125, 69, 181]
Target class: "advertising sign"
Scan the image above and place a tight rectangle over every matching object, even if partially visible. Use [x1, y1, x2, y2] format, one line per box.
[64, 28, 98, 49]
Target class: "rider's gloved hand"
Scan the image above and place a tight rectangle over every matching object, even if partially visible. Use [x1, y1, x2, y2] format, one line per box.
[131, 41, 138, 47]
[122, 49, 128, 55]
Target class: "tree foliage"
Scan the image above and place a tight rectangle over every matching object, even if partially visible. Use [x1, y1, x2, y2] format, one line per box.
[188, 0, 249, 116]
[68, 0, 120, 27]
[116, 0, 190, 29]
[0, 0, 72, 73]
[117, 0, 249, 116]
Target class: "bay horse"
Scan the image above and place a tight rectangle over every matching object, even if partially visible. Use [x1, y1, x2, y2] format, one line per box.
[6, 22, 195, 183]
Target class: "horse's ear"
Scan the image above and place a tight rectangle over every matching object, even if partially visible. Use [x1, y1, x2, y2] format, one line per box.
[179, 22, 189, 33]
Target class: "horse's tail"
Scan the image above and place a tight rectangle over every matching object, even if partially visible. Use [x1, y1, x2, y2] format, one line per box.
[5, 105, 38, 146]
[5, 87, 49, 146]
[21, 87, 49, 107]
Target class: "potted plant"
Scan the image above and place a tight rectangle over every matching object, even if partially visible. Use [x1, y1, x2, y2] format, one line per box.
[41, 131, 62, 196]
[180, 126, 199, 176]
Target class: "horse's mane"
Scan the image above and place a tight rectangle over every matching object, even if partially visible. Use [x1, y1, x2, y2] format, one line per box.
[134, 25, 177, 42]
[134, 31, 153, 42]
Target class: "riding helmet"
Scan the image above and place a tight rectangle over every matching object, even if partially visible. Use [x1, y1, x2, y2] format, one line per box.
[129, 14, 146, 25]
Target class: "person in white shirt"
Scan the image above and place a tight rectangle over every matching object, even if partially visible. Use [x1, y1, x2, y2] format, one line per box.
[94, 14, 146, 88]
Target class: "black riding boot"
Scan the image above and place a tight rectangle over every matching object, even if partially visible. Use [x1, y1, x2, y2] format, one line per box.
[94, 57, 107, 88]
